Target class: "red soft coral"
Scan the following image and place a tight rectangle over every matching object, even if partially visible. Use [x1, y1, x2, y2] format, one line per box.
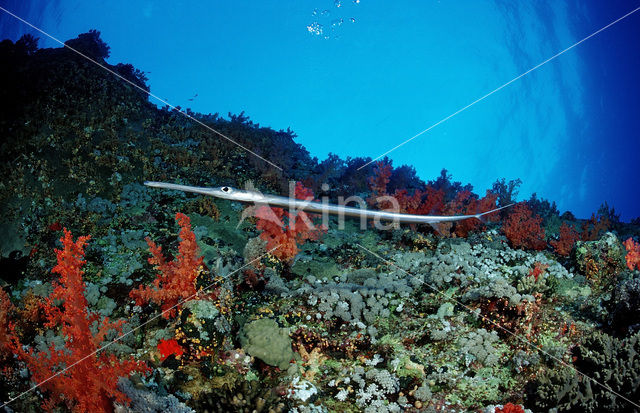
[529, 262, 549, 282]
[417, 186, 446, 215]
[431, 190, 498, 237]
[0, 287, 15, 361]
[550, 222, 580, 256]
[130, 212, 204, 319]
[11, 229, 149, 413]
[451, 190, 498, 237]
[367, 160, 393, 207]
[157, 338, 184, 361]
[580, 213, 610, 241]
[502, 203, 546, 250]
[256, 182, 325, 262]
[495, 403, 525, 413]
[624, 237, 640, 271]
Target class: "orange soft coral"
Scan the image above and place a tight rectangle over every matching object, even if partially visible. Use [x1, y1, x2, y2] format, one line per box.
[11, 229, 149, 413]
[502, 203, 546, 250]
[550, 222, 580, 256]
[623, 237, 640, 271]
[256, 182, 325, 262]
[130, 212, 204, 319]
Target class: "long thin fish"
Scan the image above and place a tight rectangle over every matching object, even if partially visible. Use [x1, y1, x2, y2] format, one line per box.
[144, 181, 512, 224]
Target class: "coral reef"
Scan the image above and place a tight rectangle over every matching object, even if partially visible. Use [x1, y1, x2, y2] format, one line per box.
[0, 32, 639, 413]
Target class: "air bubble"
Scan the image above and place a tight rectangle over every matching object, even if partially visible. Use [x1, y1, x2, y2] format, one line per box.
[334, 0, 342, 7]
[306, 22, 323, 36]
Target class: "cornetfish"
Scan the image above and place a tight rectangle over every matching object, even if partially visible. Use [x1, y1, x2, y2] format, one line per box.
[144, 181, 513, 224]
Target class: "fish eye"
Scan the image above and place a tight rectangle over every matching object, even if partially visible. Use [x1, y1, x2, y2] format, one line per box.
[221, 186, 230, 193]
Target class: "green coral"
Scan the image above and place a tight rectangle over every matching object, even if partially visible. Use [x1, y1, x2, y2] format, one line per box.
[190, 207, 248, 253]
[291, 256, 340, 279]
[530, 331, 640, 412]
[240, 318, 294, 370]
[457, 328, 503, 367]
[455, 366, 515, 408]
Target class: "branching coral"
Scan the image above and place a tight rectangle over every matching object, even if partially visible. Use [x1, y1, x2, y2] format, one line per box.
[255, 182, 325, 262]
[10, 229, 149, 412]
[491, 178, 522, 207]
[502, 203, 546, 250]
[130, 212, 204, 319]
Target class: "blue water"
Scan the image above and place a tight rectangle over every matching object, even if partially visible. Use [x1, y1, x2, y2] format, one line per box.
[1, 0, 639, 221]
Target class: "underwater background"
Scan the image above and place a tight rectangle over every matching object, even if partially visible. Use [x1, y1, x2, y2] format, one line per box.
[1, 1, 640, 412]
